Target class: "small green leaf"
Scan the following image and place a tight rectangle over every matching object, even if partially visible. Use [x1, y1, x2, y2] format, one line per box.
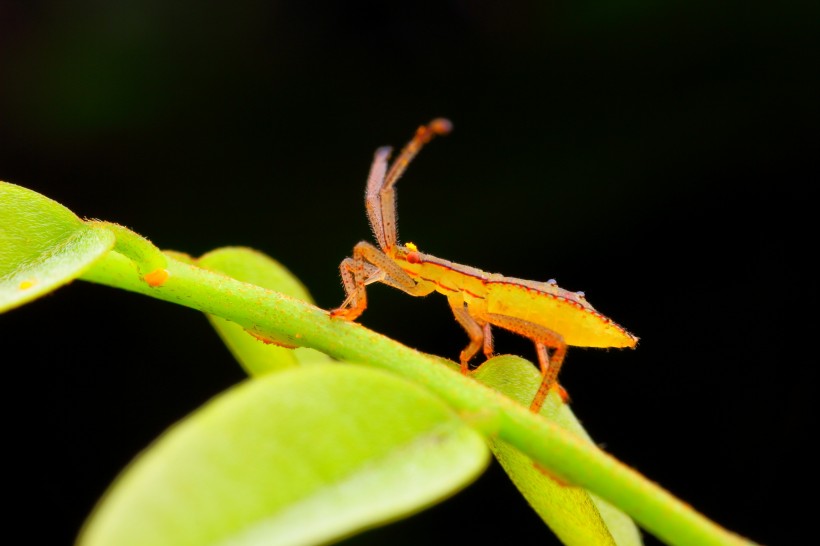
[197, 247, 313, 302]
[474, 356, 643, 546]
[78, 364, 490, 546]
[197, 247, 334, 375]
[0, 181, 115, 313]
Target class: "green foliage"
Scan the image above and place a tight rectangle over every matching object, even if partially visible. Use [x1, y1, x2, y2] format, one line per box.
[0, 180, 758, 546]
[0, 182, 115, 312]
[78, 365, 489, 546]
[197, 246, 334, 374]
[475, 356, 642, 546]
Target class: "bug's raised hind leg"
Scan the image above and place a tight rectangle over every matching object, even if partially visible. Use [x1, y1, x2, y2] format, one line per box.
[476, 312, 567, 413]
[331, 241, 435, 320]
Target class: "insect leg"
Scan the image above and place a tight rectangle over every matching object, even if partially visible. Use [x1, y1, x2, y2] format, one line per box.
[351, 241, 435, 296]
[331, 256, 371, 321]
[447, 295, 488, 374]
[378, 119, 452, 251]
[364, 146, 393, 252]
[331, 241, 434, 320]
[476, 312, 567, 413]
[335, 258, 379, 313]
[531, 342, 568, 412]
[482, 323, 494, 359]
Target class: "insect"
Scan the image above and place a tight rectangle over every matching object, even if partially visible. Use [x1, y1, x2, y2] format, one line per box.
[330, 119, 638, 412]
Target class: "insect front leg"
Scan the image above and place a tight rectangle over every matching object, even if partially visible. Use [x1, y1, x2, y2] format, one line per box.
[332, 257, 379, 321]
[477, 312, 568, 413]
[331, 241, 434, 321]
[363, 120, 452, 255]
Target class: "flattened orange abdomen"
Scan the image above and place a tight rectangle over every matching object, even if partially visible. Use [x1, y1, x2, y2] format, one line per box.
[485, 282, 637, 348]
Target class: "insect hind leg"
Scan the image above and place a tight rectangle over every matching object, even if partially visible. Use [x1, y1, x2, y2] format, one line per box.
[477, 312, 568, 413]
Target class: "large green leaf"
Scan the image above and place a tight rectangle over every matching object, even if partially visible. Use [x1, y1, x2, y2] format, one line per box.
[473, 356, 643, 546]
[0, 181, 115, 313]
[78, 364, 491, 546]
[197, 246, 334, 374]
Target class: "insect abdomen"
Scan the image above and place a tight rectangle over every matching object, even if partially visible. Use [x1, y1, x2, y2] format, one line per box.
[485, 281, 637, 348]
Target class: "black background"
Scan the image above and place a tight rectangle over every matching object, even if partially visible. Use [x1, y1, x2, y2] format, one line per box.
[1, 2, 817, 545]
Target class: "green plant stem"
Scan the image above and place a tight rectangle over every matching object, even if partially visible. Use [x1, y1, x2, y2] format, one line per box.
[80, 251, 755, 546]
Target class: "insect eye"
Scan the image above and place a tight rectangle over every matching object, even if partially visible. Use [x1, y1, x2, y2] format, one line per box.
[406, 251, 421, 264]
[547, 279, 557, 285]
[576, 291, 585, 298]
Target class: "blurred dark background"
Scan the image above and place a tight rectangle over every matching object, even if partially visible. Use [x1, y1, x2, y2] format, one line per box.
[1, 1, 817, 545]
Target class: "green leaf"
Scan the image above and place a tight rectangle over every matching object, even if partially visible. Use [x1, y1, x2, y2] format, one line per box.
[198, 247, 314, 302]
[473, 356, 643, 546]
[78, 364, 491, 546]
[197, 247, 334, 375]
[0, 181, 115, 313]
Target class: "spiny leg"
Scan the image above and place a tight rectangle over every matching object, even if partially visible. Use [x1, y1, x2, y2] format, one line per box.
[447, 295, 489, 374]
[341, 120, 452, 321]
[476, 312, 568, 413]
[364, 146, 393, 251]
[482, 323, 494, 360]
[332, 256, 370, 321]
[531, 341, 567, 412]
[369, 119, 453, 253]
[334, 258, 379, 317]
[331, 241, 435, 320]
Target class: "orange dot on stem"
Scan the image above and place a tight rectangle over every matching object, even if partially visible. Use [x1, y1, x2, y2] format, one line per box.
[144, 268, 169, 287]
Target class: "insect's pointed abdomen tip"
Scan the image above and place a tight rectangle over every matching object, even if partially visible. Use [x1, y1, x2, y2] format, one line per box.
[429, 118, 453, 135]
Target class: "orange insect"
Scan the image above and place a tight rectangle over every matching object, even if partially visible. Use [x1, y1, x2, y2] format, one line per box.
[330, 119, 638, 412]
